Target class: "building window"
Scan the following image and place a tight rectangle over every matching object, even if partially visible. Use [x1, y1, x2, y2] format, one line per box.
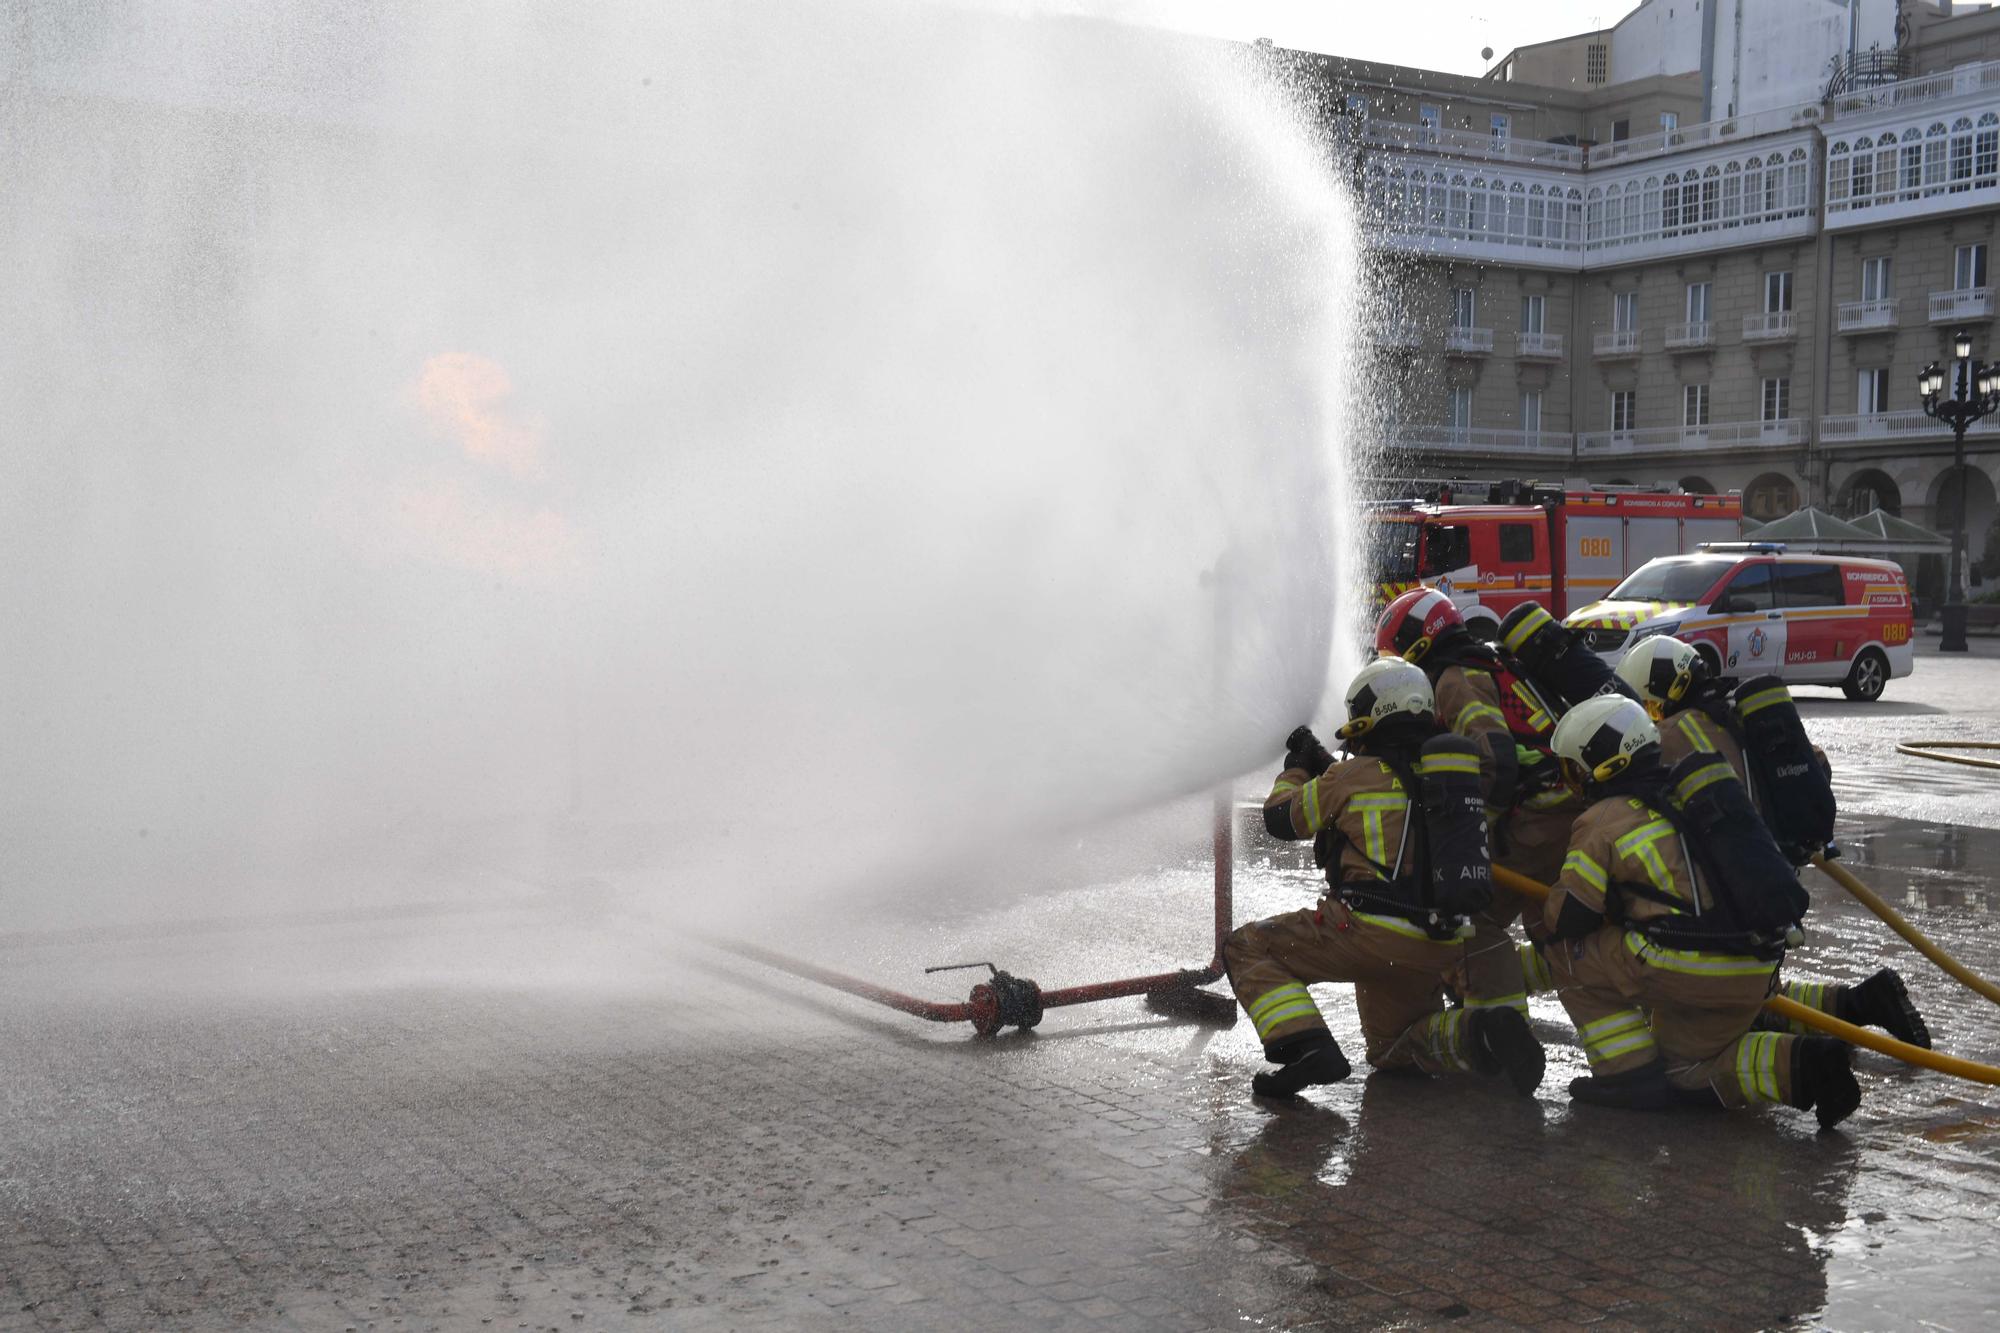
[1451, 288, 1476, 328]
[1521, 390, 1542, 432]
[1762, 377, 1791, 422]
[1685, 281, 1711, 324]
[1520, 293, 1545, 334]
[1420, 103, 1441, 144]
[1957, 243, 1989, 291]
[1661, 112, 1679, 134]
[1684, 384, 1710, 427]
[1613, 290, 1639, 333]
[1448, 386, 1473, 430]
[1861, 256, 1892, 303]
[1611, 390, 1637, 432]
[1586, 44, 1607, 85]
[1765, 270, 1792, 313]
[1612, 118, 1630, 142]
[1345, 94, 1368, 120]
[1858, 367, 1888, 414]
[1490, 113, 1511, 142]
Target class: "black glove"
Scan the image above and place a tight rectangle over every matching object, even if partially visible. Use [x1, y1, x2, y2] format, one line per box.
[1284, 725, 1336, 776]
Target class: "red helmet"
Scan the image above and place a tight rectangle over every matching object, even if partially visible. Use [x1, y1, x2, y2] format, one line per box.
[1375, 588, 1462, 663]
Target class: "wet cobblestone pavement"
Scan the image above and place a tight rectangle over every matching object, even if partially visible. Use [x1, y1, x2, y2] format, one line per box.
[5, 650, 2000, 1331]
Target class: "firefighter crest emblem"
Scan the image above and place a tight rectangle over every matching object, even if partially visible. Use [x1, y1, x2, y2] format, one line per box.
[1748, 627, 1768, 659]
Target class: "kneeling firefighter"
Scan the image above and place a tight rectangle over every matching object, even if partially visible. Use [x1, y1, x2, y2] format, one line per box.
[1224, 658, 1545, 1099]
[1617, 637, 1931, 1049]
[1539, 694, 1862, 1128]
[1374, 591, 1627, 1026]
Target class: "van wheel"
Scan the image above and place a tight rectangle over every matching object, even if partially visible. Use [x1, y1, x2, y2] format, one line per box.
[1693, 643, 1724, 683]
[1466, 615, 1500, 644]
[1842, 648, 1889, 702]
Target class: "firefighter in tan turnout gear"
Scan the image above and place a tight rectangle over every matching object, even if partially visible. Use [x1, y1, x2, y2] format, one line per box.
[1224, 658, 1545, 1099]
[1373, 589, 1583, 1030]
[1616, 636, 1932, 1049]
[1538, 693, 1863, 1128]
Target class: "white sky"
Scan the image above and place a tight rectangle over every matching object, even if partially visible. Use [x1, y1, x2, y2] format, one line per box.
[1024, 1, 1638, 77]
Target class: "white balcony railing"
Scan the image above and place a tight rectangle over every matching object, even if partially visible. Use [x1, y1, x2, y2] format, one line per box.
[1593, 329, 1642, 357]
[1585, 101, 1824, 166]
[1444, 326, 1495, 355]
[1361, 120, 1586, 168]
[1577, 418, 1806, 455]
[1664, 320, 1715, 349]
[1742, 310, 1797, 341]
[1829, 57, 2000, 119]
[1396, 426, 1575, 457]
[1930, 288, 1996, 322]
[1836, 298, 1900, 331]
[1821, 411, 2000, 444]
[1515, 330, 1565, 358]
[1370, 319, 1424, 349]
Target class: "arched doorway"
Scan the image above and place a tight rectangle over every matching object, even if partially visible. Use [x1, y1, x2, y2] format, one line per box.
[1743, 472, 1799, 523]
[1929, 464, 2000, 585]
[1837, 468, 1902, 516]
[1678, 474, 1717, 495]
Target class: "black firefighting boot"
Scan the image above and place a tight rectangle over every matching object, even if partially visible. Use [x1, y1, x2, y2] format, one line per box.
[1789, 1037, 1861, 1131]
[1252, 1032, 1352, 1098]
[1567, 1059, 1679, 1111]
[1468, 1007, 1545, 1097]
[1837, 969, 1931, 1049]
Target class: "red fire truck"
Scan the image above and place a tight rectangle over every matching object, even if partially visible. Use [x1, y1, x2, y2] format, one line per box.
[1365, 480, 1743, 638]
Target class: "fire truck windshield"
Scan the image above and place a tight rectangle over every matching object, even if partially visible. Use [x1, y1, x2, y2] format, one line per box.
[1367, 519, 1418, 580]
[1609, 557, 1736, 603]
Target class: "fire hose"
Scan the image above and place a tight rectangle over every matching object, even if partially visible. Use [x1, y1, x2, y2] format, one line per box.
[1491, 864, 2000, 1087]
[1894, 739, 2000, 771]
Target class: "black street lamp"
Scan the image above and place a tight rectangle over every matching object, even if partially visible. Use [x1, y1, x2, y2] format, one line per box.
[1919, 328, 2000, 653]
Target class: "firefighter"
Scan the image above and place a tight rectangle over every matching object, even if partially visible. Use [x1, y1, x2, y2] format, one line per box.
[1539, 694, 1862, 1127]
[1224, 658, 1544, 1099]
[1374, 588, 1581, 1028]
[1616, 636, 1931, 1049]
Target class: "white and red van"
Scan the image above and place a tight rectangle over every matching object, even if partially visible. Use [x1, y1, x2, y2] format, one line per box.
[1561, 543, 1915, 701]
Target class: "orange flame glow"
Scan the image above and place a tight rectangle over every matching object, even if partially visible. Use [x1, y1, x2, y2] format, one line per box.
[414, 352, 545, 477]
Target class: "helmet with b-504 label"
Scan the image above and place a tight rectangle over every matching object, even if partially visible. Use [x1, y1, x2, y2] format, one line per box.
[1337, 657, 1435, 742]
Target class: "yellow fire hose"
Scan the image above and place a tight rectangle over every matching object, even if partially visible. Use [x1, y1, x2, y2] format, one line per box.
[1491, 864, 2000, 1087]
[1808, 854, 2000, 1009]
[1894, 739, 2000, 771]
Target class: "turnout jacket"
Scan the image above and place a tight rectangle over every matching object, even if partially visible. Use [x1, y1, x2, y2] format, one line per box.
[1658, 707, 1747, 781]
[1542, 794, 1710, 933]
[1265, 756, 1413, 887]
[1435, 665, 1573, 815]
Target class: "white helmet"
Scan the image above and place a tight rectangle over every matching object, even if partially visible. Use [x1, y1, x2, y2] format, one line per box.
[1550, 694, 1660, 789]
[1337, 658, 1434, 740]
[1616, 636, 1703, 716]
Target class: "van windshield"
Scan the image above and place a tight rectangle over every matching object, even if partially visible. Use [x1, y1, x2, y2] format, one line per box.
[1608, 558, 1735, 603]
[1367, 519, 1419, 580]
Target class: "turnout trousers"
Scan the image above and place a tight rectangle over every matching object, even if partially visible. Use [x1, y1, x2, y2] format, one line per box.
[1545, 927, 1796, 1107]
[1224, 899, 1477, 1073]
[1461, 799, 1575, 1022]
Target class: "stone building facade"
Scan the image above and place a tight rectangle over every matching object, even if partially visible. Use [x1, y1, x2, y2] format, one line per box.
[1303, 1, 2000, 596]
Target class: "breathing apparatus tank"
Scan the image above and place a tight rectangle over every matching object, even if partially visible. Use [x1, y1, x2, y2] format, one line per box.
[1412, 733, 1494, 931]
[1732, 675, 1837, 864]
[1649, 750, 1810, 956]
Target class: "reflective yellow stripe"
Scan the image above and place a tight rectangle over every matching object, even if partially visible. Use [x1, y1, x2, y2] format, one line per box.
[1563, 849, 1608, 892]
[1301, 777, 1323, 832]
[1502, 605, 1555, 653]
[1738, 685, 1790, 717]
[1674, 761, 1735, 804]
[1511, 681, 1552, 733]
[1453, 701, 1507, 735]
[1578, 1010, 1647, 1041]
[1675, 713, 1716, 753]
[1416, 754, 1481, 775]
[1578, 1009, 1657, 1066]
[1465, 992, 1528, 1014]
[1349, 792, 1407, 868]
[1352, 910, 1434, 940]
[1614, 818, 1680, 900]
[1785, 980, 1830, 1012]
[1594, 1028, 1659, 1062]
[1247, 982, 1312, 1021]
[1625, 931, 1776, 977]
[1735, 1030, 1784, 1103]
[1348, 793, 1407, 808]
[1270, 779, 1302, 796]
[1519, 943, 1554, 992]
